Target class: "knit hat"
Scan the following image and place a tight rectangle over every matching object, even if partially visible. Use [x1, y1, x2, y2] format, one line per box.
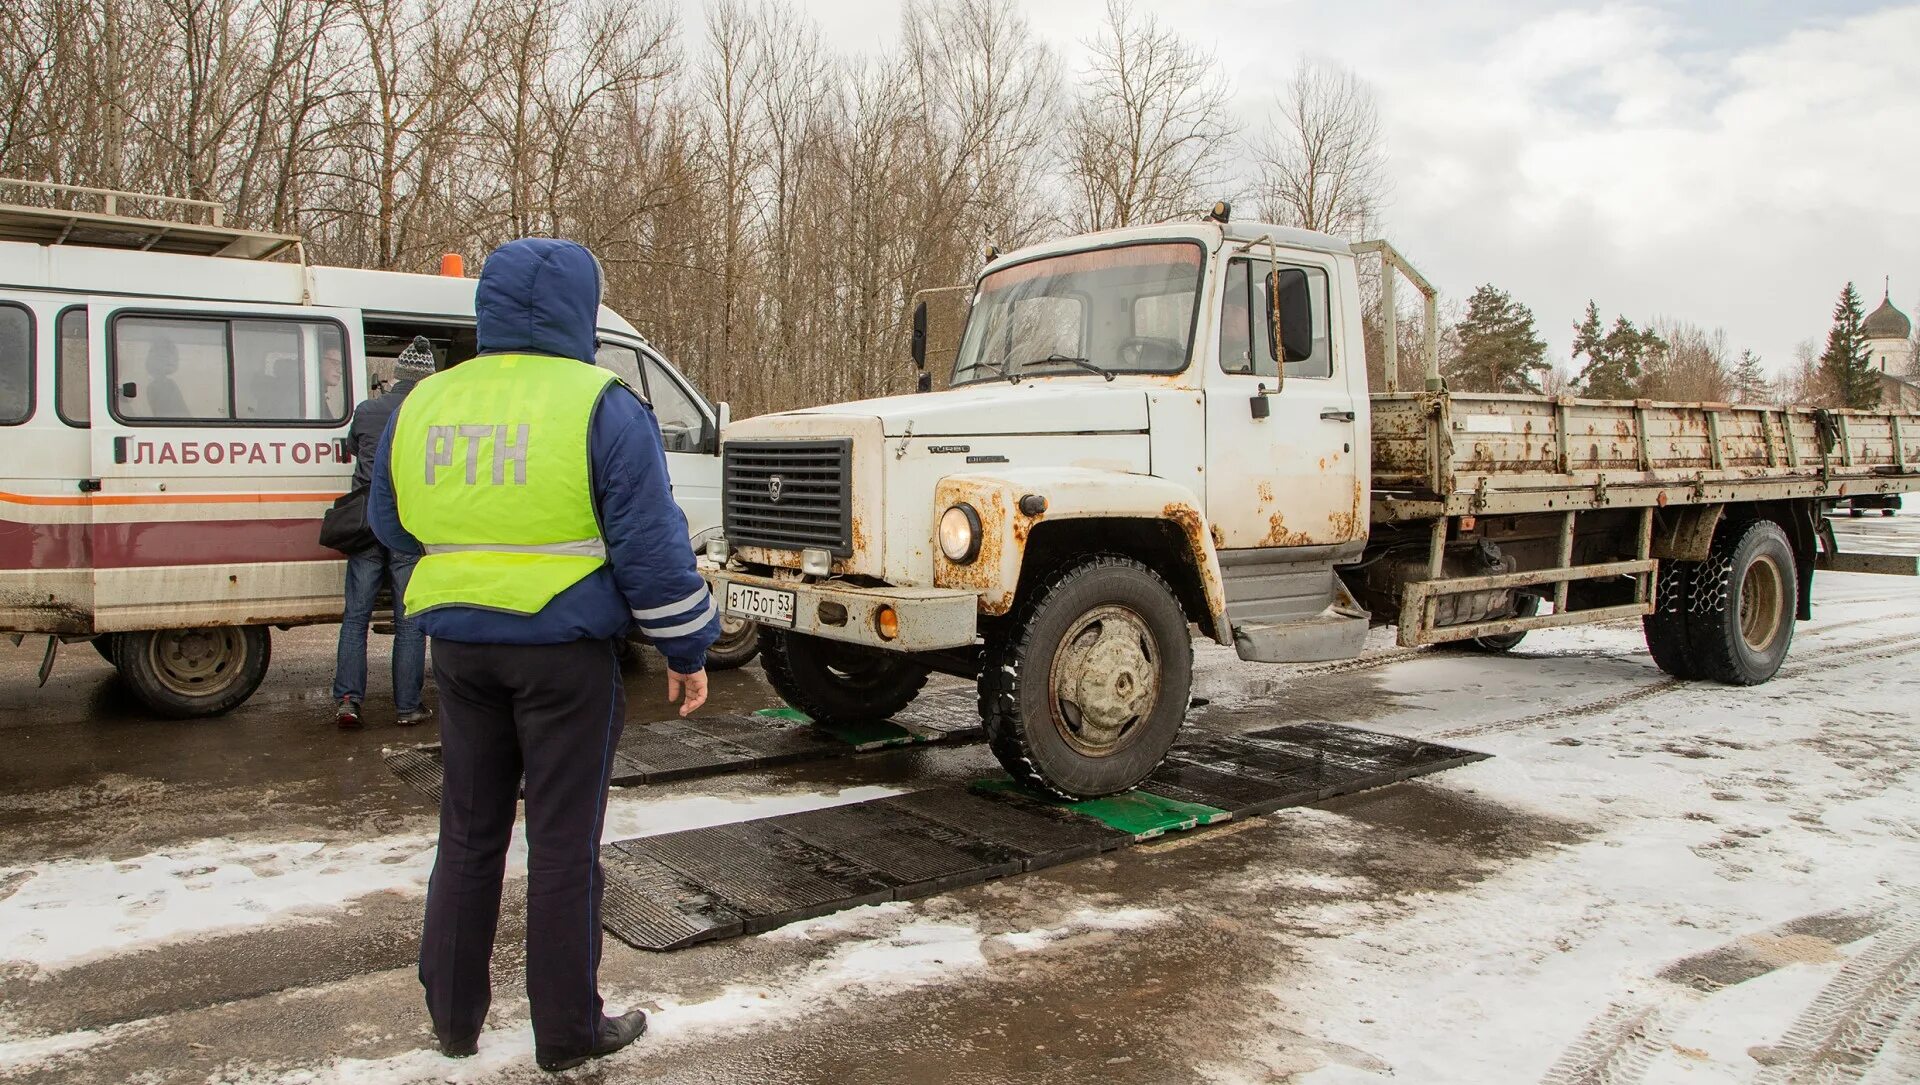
[393, 336, 437, 381]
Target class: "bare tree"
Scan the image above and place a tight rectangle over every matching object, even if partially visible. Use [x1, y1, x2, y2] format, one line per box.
[1063, 0, 1232, 231]
[1251, 58, 1387, 239]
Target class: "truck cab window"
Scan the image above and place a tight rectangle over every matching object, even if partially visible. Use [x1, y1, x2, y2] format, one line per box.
[113, 315, 347, 424]
[1224, 257, 1333, 380]
[0, 304, 30, 425]
[58, 307, 88, 426]
[643, 353, 710, 454]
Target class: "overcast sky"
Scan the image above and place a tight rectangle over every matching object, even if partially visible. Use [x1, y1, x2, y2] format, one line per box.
[677, 0, 1919, 375]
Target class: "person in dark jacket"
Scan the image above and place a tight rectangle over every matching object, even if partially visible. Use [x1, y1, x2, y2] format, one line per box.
[369, 239, 719, 1072]
[331, 337, 434, 729]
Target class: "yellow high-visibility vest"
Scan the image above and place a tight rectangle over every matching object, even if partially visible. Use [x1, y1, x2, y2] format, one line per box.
[390, 353, 618, 616]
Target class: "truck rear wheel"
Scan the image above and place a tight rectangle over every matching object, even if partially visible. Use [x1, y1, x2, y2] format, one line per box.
[1643, 559, 1704, 679]
[1689, 520, 1797, 685]
[979, 556, 1192, 800]
[116, 626, 272, 718]
[759, 629, 928, 723]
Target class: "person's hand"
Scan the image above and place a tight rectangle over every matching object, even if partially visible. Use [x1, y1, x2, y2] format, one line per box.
[667, 668, 708, 717]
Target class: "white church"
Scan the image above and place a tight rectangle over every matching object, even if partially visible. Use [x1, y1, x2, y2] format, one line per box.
[1864, 289, 1919, 409]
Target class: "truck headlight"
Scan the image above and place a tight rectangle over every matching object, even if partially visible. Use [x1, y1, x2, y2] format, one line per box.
[939, 503, 982, 563]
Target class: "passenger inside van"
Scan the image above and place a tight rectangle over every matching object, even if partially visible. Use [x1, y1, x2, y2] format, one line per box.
[138, 341, 191, 419]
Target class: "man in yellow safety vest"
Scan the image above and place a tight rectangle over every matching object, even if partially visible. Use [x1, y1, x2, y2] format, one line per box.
[369, 237, 719, 1073]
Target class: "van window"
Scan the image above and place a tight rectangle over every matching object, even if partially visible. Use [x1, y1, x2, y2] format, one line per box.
[643, 353, 709, 453]
[112, 315, 348, 424]
[595, 342, 647, 392]
[58, 307, 88, 426]
[0, 304, 31, 425]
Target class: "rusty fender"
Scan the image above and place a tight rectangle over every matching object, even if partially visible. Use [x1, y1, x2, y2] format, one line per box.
[931, 468, 1231, 643]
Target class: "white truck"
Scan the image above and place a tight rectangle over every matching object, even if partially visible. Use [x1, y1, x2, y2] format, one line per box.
[0, 179, 755, 717]
[706, 211, 1920, 799]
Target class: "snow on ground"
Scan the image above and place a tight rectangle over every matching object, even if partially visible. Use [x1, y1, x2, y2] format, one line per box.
[1234, 572, 1920, 1085]
[0, 783, 897, 975]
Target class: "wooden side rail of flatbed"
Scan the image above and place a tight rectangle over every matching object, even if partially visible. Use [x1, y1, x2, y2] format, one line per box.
[1370, 392, 1920, 521]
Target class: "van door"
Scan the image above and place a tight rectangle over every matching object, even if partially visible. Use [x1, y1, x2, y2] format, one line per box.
[86, 298, 365, 631]
[592, 339, 721, 544]
[0, 295, 97, 633]
[1204, 251, 1364, 552]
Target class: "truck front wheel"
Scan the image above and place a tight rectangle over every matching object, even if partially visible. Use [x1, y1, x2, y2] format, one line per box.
[759, 629, 928, 723]
[116, 626, 272, 718]
[979, 556, 1192, 800]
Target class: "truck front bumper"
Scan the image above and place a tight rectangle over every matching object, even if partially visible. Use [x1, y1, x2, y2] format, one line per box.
[704, 567, 980, 651]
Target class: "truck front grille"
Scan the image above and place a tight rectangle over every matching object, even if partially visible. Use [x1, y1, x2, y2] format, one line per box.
[723, 439, 853, 556]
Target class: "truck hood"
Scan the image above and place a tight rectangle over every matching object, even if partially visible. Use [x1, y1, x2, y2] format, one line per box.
[778, 379, 1152, 438]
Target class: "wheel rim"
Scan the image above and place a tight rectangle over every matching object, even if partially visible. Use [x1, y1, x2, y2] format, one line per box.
[145, 628, 247, 696]
[1048, 604, 1161, 758]
[714, 614, 754, 649]
[1738, 555, 1785, 652]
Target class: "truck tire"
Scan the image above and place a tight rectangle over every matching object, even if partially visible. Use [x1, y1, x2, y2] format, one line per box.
[978, 556, 1192, 800]
[759, 629, 928, 723]
[705, 612, 761, 671]
[1688, 519, 1797, 686]
[115, 626, 272, 719]
[1643, 559, 1704, 679]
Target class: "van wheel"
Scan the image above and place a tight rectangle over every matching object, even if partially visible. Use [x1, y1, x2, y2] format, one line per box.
[116, 626, 272, 718]
[705, 613, 761, 671]
[760, 630, 928, 723]
[1643, 559, 1704, 679]
[1689, 520, 1797, 685]
[979, 556, 1191, 801]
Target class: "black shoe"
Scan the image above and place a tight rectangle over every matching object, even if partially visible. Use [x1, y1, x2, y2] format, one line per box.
[535, 1009, 648, 1073]
[437, 1032, 478, 1059]
[335, 696, 362, 730]
[396, 706, 433, 727]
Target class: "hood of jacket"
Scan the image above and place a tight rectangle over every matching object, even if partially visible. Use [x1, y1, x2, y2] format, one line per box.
[474, 238, 603, 363]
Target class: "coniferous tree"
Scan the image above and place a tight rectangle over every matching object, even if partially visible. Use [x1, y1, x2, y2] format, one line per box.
[1819, 283, 1880, 408]
[1571, 301, 1664, 399]
[1730, 349, 1769, 403]
[1446, 284, 1550, 393]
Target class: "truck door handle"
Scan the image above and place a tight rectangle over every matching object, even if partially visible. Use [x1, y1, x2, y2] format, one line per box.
[1320, 408, 1355, 423]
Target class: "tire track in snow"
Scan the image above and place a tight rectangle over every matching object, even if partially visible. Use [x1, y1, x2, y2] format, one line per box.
[1754, 915, 1920, 1084]
[1539, 1001, 1676, 1085]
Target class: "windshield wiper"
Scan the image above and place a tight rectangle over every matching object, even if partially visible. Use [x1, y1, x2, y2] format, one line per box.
[1035, 354, 1115, 381]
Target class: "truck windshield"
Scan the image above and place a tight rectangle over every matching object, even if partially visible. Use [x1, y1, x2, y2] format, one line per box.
[951, 241, 1205, 385]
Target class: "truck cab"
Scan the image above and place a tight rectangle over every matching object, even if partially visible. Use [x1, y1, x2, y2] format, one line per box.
[712, 216, 1375, 798]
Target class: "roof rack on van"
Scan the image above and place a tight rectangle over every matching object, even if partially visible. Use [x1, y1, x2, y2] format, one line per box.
[0, 178, 303, 261]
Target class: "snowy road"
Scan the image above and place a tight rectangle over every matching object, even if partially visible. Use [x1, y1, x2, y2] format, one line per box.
[3, 516, 1919, 1083]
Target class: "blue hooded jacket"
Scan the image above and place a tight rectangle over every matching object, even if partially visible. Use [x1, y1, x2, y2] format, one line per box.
[369, 238, 720, 672]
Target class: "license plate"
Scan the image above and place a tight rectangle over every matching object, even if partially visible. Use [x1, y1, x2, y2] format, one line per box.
[725, 582, 796, 627]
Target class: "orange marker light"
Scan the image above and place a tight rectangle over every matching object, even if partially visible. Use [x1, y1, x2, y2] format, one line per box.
[439, 253, 465, 277]
[874, 606, 899, 641]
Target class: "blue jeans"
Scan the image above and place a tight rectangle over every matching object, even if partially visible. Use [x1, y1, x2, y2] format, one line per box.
[332, 549, 425, 712]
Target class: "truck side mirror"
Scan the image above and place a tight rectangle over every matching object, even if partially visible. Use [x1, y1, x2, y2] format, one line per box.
[709, 401, 731, 456]
[1266, 267, 1313, 367]
[910, 301, 928, 370]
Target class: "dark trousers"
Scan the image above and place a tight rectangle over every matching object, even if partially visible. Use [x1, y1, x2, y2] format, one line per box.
[419, 637, 624, 1056]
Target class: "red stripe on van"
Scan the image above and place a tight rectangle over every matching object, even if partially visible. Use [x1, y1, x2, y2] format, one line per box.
[1, 517, 335, 570]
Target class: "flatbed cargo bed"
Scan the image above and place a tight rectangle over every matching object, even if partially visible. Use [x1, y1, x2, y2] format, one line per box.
[1370, 391, 1920, 521]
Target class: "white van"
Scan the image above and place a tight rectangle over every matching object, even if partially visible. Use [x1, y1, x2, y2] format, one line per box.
[0, 180, 753, 718]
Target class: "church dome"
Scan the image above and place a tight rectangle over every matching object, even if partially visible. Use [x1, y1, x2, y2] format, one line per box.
[1865, 294, 1910, 341]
